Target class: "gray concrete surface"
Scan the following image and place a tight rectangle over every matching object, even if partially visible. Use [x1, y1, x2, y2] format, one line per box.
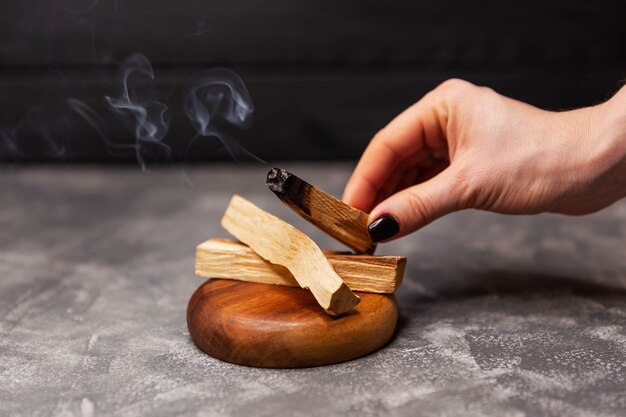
[1, 163, 625, 417]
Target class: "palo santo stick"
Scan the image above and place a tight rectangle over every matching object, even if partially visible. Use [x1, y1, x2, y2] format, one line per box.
[266, 168, 377, 255]
[221, 195, 360, 315]
[196, 238, 405, 293]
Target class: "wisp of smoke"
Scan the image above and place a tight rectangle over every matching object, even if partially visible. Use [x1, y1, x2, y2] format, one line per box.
[68, 98, 138, 158]
[2, 52, 264, 167]
[0, 128, 20, 159]
[38, 125, 67, 158]
[105, 53, 171, 170]
[0, 106, 69, 161]
[183, 68, 265, 163]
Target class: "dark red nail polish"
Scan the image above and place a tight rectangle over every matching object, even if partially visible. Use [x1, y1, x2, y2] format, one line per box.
[368, 214, 400, 242]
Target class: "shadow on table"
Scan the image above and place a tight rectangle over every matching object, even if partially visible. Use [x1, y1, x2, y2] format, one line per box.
[392, 269, 626, 335]
[399, 268, 626, 300]
[435, 270, 626, 297]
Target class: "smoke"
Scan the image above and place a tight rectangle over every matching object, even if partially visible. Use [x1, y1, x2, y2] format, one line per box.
[105, 53, 171, 170]
[63, 0, 101, 14]
[1, 3, 267, 167]
[68, 97, 137, 158]
[1, 52, 264, 167]
[0, 128, 20, 159]
[37, 125, 67, 158]
[0, 106, 69, 161]
[183, 68, 265, 163]
[67, 99, 109, 144]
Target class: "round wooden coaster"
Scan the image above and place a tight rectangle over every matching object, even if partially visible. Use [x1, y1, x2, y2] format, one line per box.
[187, 279, 398, 368]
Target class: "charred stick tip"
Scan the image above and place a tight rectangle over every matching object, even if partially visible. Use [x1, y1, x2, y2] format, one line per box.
[267, 167, 300, 196]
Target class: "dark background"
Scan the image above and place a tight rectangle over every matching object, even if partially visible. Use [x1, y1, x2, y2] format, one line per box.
[1, 0, 625, 163]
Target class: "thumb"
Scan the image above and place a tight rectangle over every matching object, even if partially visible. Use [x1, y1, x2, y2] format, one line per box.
[367, 168, 462, 242]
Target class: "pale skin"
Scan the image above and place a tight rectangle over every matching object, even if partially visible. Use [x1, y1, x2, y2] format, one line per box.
[343, 79, 626, 241]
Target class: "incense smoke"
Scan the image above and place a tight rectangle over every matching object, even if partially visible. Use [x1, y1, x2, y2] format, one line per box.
[1, 3, 265, 166]
[0, 106, 70, 160]
[183, 68, 265, 163]
[0, 128, 20, 159]
[105, 53, 171, 170]
[68, 98, 137, 158]
[2, 52, 264, 166]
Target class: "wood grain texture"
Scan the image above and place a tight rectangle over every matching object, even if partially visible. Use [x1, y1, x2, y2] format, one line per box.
[267, 168, 377, 254]
[187, 279, 398, 368]
[221, 195, 360, 315]
[196, 238, 405, 293]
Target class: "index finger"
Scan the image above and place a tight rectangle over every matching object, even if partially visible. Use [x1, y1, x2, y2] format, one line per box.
[343, 90, 449, 212]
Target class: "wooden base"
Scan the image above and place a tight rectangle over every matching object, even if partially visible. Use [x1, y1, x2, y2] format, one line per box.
[187, 279, 398, 368]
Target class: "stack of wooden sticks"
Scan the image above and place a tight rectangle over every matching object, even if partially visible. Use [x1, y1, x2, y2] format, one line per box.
[195, 168, 406, 316]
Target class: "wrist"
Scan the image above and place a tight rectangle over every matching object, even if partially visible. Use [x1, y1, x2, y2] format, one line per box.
[594, 86, 626, 197]
[604, 86, 626, 148]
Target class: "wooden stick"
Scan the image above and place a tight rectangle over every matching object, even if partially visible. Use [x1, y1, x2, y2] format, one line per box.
[196, 238, 405, 293]
[221, 195, 360, 315]
[266, 168, 377, 254]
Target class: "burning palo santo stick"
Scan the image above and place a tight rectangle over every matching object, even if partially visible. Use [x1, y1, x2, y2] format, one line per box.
[221, 195, 360, 315]
[196, 238, 405, 293]
[266, 168, 377, 255]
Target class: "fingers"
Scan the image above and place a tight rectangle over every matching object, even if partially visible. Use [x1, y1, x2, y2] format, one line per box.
[343, 87, 450, 212]
[367, 167, 463, 242]
[369, 148, 441, 207]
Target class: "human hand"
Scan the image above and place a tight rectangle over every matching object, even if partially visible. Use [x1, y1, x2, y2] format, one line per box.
[343, 79, 626, 242]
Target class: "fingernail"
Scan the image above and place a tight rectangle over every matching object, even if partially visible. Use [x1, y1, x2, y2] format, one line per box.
[368, 214, 400, 242]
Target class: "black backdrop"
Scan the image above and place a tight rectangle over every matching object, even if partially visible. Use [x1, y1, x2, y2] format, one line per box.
[1, 0, 625, 163]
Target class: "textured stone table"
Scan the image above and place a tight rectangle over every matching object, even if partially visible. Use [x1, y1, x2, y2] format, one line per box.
[1, 164, 625, 417]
